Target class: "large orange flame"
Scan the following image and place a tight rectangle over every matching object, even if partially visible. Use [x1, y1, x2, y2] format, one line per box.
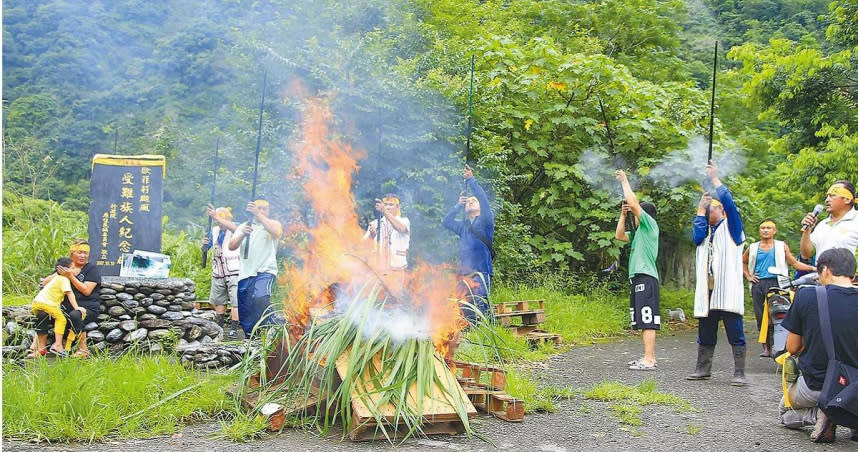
[279, 94, 465, 352]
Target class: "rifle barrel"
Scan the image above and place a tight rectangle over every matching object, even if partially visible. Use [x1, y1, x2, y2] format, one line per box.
[202, 137, 220, 268]
[244, 71, 267, 259]
[707, 41, 718, 164]
[465, 55, 475, 163]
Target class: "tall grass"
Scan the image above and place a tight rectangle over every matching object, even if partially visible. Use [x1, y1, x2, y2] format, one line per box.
[492, 273, 630, 346]
[2, 193, 88, 296]
[2, 193, 214, 299]
[161, 227, 211, 297]
[2, 352, 234, 441]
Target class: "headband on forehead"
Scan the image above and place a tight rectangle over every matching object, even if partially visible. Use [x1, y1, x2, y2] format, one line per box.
[215, 207, 233, 220]
[760, 221, 776, 228]
[254, 199, 270, 207]
[381, 196, 400, 205]
[828, 185, 855, 202]
[70, 244, 90, 253]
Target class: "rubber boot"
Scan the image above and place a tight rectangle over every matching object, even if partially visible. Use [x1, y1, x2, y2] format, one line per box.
[686, 344, 715, 380]
[730, 345, 747, 386]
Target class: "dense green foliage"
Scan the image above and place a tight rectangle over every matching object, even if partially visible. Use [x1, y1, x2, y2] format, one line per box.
[2, 192, 210, 297]
[3, 0, 856, 284]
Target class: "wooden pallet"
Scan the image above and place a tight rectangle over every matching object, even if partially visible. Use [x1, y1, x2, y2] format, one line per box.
[494, 299, 545, 314]
[452, 360, 525, 422]
[336, 349, 476, 441]
[452, 361, 507, 391]
[487, 393, 524, 422]
[493, 299, 546, 327]
[229, 382, 321, 432]
[525, 330, 562, 348]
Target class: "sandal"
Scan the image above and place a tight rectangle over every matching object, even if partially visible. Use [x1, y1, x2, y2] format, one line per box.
[72, 349, 91, 359]
[26, 348, 47, 359]
[627, 359, 657, 367]
[48, 346, 68, 358]
[628, 360, 657, 371]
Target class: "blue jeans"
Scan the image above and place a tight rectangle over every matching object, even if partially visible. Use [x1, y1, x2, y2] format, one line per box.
[459, 272, 492, 324]
[697, 309, 746, 346]
[237, 272, 277, 337]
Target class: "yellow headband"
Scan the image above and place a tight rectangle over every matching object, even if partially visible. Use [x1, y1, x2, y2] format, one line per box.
[709, 199, 723, 208]
[215, 207, 233, 220]
[828, 185, 855, 202]
[254, 199, 270, 207]
[70, 244, 90, 253]
[760, 221, 776, 228]
[381, 196, 401, 216]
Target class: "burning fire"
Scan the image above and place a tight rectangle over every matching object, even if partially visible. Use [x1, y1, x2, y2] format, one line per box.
[279, 95, 466, 353]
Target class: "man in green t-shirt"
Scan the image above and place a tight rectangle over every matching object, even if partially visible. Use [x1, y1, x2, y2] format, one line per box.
[615, 170, 660, 370]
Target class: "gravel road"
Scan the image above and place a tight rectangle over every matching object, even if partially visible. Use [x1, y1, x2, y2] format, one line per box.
[6, 321, 856, 451]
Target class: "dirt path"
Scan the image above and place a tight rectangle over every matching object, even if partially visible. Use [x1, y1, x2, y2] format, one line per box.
[6, 321, 856, 451]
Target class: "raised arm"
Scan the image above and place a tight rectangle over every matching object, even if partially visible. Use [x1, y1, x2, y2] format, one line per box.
[467, 177, 494, 223]
[442, 201, 465, 236]
[228, 223, 248, 251]
[692, 193, 711, 246]
[615, 203, 630, 242]
[707, 162, 744, 245]
[207, 205, 238, 232]
[615, 170, 641, 218]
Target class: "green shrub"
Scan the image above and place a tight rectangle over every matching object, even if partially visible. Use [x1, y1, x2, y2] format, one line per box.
[2, 193, 213, 299]
[2, 353, 234, 441]
[2, 192, 88, 296]
[161, 226, 211, 298]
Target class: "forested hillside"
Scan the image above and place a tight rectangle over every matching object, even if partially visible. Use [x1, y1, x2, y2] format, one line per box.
[4, 0, 857, 285]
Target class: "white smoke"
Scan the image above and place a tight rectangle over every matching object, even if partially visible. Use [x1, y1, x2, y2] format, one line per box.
[332, 272, 431, 343]
[577, 136, 746, 195]
[578, 148, 632, 196]
[647, 136, 746, 188]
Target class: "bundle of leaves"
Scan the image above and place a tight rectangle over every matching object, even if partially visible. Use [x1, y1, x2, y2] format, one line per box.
[237, 277, 473, 443]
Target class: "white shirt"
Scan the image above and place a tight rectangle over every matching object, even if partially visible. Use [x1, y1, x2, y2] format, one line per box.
[810, 208, 858, 257]
[364, 216, 410, 269]
[237, 222, 279, 280]
[210, 226, 241, 278]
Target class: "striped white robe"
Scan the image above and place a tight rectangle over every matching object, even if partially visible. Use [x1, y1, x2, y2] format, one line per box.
[694, 218, 745, 318]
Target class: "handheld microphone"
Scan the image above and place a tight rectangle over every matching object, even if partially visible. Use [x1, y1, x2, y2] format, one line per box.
[790, 272, 818, 287]
[801, 204, 824, 231]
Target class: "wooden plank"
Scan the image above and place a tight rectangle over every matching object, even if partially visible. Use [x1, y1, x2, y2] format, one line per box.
[488, 394, 525, 422]
[493, 309, 546, 318]
[510, 325, 539, 335]
[334, 348, 476, 441]
[520, 312, 546, 325]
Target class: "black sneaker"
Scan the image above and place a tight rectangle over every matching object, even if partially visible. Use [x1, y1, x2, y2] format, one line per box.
[228, 329, 238, 339]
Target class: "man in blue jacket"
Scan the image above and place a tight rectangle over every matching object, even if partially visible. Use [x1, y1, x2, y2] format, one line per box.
[687, 162, 748, 386]
[443, 165, 495, 324]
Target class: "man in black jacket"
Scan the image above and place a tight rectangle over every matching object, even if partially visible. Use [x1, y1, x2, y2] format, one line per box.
[779, 247, 858, 443]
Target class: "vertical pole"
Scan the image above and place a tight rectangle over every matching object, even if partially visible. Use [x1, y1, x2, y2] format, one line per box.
[203, 137, 220, 268]
[243, 71, 267, 259]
